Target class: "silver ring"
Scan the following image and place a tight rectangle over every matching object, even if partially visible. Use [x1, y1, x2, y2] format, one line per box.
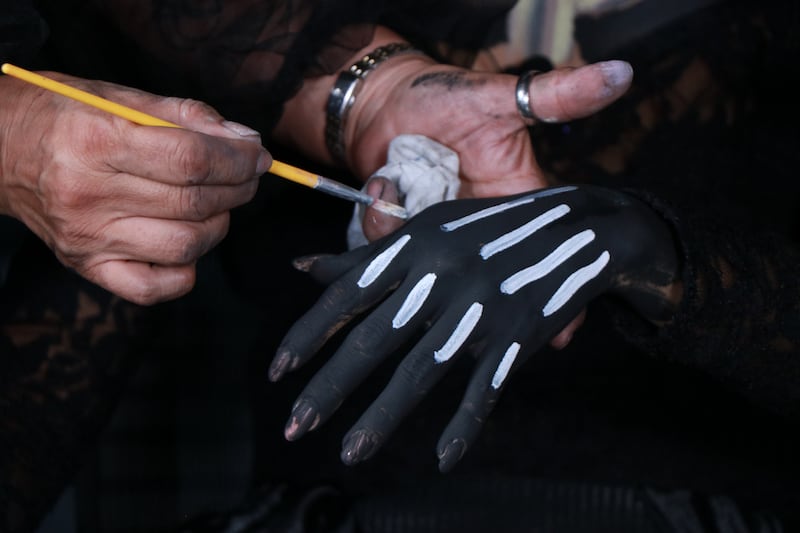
[515, 70, 541, 125]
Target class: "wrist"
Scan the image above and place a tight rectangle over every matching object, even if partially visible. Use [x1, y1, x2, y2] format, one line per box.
[326, 46, 433, 167]
[613, 191, 684, 324]
[341, 54, 437, 167]
[272, 26, 424, 172]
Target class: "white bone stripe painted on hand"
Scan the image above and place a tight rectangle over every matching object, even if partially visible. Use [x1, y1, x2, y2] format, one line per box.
[441, 186, 577, 232]
[480, 204, 570, 260]
[542, 251, 610, 317]
[357, 234, 412, 288]
[500, 229, 596, 295]
[491, 342, 521, 389]
[434, 302, 484, 363]
[392, 273, 437, 329]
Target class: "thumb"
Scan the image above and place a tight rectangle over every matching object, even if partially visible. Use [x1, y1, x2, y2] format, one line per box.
[110, 87, 263, 142]
[524, 60, 633, 123]
[157, 97, 263, 141]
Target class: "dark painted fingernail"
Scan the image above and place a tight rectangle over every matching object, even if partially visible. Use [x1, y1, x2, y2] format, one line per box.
[437, 438, 466, 473]
[291, 256, 317, 272]
[268, 350, 292, 382]
[284, 398, 318, 441]
[341, 430, 379, 465]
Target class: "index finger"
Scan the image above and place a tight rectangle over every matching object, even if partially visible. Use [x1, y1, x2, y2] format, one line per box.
[103, 120, 269, 187]
[269, 260, 402, 382]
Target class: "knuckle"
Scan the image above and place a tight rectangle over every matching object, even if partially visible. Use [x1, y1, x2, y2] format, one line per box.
[41, 159, 95, 211]
[177, 98, 219, 123]
[397, 356, 430, 392]
[80, 118, 119, 155]
[173, 141, 212, 185]
[53, 176, 92, 210]
[168, 225, 206, 264]
[350, 319, 387, 351]
[58, 223, 89, 250]
[179, 185, 208, 219]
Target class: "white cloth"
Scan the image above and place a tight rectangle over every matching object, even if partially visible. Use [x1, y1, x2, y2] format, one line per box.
[347, 134, 461, 249]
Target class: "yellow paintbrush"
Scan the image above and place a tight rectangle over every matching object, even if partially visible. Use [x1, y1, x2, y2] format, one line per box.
[1, 63, 408, 219]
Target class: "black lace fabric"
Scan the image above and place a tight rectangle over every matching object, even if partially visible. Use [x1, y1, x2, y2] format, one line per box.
[0, 240, 144, 533]
[42, 0, 514, 132]
[533, 1, 800, 418]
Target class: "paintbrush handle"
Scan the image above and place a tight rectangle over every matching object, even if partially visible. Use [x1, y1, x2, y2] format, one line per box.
[267, 160, 320, 188]
[1, 63, 408, 219]
[1, 63, 180, 128]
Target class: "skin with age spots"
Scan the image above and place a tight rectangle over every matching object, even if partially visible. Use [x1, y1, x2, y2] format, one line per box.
[271, 185, 682, 472]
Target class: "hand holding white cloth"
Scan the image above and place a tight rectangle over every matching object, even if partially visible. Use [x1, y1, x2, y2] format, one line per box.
[347, 134, 460, 249]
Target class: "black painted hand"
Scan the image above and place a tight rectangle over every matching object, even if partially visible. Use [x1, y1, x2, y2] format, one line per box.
[269, 186, 681, 471]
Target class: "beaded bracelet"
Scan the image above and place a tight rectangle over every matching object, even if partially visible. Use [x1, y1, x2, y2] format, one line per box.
[325, 42, 422, 164]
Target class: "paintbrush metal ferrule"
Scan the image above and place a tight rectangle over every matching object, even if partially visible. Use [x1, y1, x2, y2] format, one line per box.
[315, 176, 409, 219]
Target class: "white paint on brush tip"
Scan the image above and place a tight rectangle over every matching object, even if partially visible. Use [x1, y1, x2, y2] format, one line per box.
[543, 251, 610, 317]
[371, 198, 410, 219]
[358, 234, 411, 288]
[434, 302, 484, 363]
[491, 342, 521, 389]
[392, 273, 437, 329]
[500, 229, 596, 295]
[480, 204, 570, 260]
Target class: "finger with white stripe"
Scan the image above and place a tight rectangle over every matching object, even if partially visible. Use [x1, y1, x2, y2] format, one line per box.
[269, 257, 410, 383]
[281, 273, 442, 441]
[339, 302, 485, 465]
[440, 185, 576, 232]
[436, 339, 525, 472]
[542, 251, 611, 317]
[501, 229, 596, 295]
[291, 246, 376, 285]
[290, 231, 411, 287]
[480, 204, 571, 260]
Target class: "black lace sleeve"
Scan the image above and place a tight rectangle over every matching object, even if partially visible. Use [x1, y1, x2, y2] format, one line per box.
[63, 0, 516, 132]
[613, 189, 800, 419]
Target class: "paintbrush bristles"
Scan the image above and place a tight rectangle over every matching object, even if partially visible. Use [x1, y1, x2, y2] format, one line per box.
[371, 198, 410, 219]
